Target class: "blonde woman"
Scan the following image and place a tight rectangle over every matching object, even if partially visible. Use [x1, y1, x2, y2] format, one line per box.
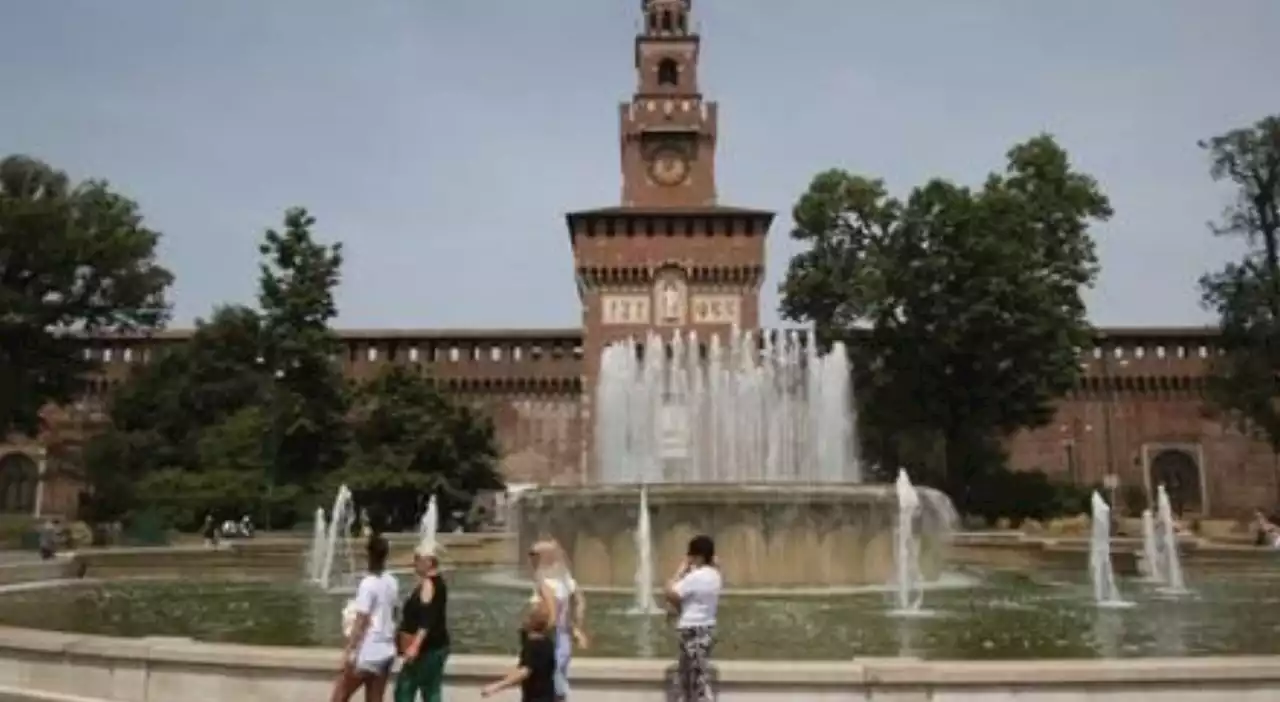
[395, 542, 449, 702]
[527, 540, 588, 701]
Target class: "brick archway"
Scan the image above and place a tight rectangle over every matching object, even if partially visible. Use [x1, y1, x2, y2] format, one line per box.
[1148, 447, 1203, 517]
[0, 452, 38, 515]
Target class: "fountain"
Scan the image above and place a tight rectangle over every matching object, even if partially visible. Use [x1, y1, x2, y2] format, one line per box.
[1140, 508, 1162, 582]
[518, 329, 958, 589]
[1156, 484, 1189, 595]
[629, 485, 659, 614]
[317, 485, 357, 591]
[306, 507, 327, 583]
[419, 495, 439, 552]
[889, 469, 925, 614]
[1088, 491, 1131, 608]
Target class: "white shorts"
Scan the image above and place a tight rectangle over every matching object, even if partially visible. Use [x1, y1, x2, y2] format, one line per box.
[353, 640, 395, 676]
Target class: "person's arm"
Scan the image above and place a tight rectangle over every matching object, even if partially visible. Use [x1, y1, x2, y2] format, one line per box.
[481, 641, 536, 698]
[343, 580, 376, 662]
[664, 559, 691, 608]
[569, 586, 589, 648]
[403, 579, 435, 661]
[480, 665, 529, 698]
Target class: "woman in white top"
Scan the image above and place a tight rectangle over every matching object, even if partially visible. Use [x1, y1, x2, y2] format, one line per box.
[528, 540, 589, 701]
[664, 534, 722, 702]
[331, 535, 399, 702]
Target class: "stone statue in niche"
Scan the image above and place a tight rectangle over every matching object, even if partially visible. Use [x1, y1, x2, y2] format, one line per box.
[652, 268, 687, 325]
[661, 282, 682, 321]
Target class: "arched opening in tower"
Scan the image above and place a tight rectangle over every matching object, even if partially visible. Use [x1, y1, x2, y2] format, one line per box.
[657, 58, 679, 87]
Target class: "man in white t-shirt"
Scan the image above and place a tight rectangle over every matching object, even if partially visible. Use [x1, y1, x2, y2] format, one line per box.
[664, 535, 721, 702]
[332, 535, 400, 702]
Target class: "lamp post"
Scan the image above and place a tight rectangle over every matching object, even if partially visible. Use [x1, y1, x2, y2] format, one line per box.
[258, 356, 289, 532]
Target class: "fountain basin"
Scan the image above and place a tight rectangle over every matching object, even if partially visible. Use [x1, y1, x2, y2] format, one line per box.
[516, 483, 955, 589]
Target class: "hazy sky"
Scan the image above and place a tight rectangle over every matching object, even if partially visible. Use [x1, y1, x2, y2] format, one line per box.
[2, 1, 1276, 330]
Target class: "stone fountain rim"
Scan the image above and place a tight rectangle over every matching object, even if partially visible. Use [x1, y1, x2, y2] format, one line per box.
[520, 482, 951, 499]
[0, 622, 1279, 687]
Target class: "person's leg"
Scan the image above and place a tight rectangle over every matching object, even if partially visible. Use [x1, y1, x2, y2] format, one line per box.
[675, 628, 695, 702]
[363, 666, 390, 702]
[554, 636, 572, 701]
[420, 647, 449, 702]
[392, 656, 423, 702]
[687, 626, 715, 702]
[330, 665, 367, 702]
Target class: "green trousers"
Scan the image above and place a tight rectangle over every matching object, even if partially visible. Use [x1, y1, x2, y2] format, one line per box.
[394, 647, 448, 702]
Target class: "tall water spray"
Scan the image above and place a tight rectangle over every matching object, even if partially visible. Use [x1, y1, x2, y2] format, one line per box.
[1156, 485, 1188, 594]
[419, 495, 439, 552]
[891, 470, 925, 614]
[306, 507, 327, 583]
[1088, 492, 1127, 607]
[318, 485, 357, 591]
[630, 485, 659, 615]
[595, 329, 858, 484]
[1140, 508, 1162, 582]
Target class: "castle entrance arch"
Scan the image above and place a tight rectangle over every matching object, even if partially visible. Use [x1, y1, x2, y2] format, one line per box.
[1148, 447, 1203, 517]
[0, 452, 38, 514]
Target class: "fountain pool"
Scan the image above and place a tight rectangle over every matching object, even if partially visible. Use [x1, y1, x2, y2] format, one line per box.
[3, 566, 1280, 660]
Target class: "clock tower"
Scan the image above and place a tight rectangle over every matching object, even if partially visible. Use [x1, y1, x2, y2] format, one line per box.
[565, 0, 774, 482]
[621, 0, 715, 208]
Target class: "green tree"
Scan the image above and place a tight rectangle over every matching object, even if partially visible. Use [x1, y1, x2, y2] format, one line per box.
[1199, 116, 1280, 455]
[0, 155, 172, 436]
[781, 136, 1111, 509]
[256, 208, 349, 498]
[329, 365, 503, 528]
[137, 406, 302, 530]
[82, 306, 267, 520]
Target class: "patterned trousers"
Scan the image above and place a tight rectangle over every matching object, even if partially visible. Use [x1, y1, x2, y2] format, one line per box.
[675, 625, 716, 702]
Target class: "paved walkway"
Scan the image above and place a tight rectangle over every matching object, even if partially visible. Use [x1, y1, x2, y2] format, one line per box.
[0, 551, 39, 565]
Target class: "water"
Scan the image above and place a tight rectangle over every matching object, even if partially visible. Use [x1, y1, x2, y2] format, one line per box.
[305, 508, 326, 583]
[595, 330, 858, 484]
[1140, 509, 1161, 582]
[419, 495, 439, 553]
[317, 485, 357, 591]
[1156, 485, 1189, 595]
[1088, 492, 1131, 608]
[629, 485, 659, 615]
[10, 567, 1280, 659]
[890, 470, 925, 614]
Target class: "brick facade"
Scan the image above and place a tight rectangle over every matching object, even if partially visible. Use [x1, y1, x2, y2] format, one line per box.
[2, 1, 1272, 520]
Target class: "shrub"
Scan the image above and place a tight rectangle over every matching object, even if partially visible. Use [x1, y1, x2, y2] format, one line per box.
[964, 468, 1092, 527]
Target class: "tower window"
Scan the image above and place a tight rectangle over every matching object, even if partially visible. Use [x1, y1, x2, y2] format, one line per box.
[657, 58, 679, 87]
[678, 13, 687, 33]
[648, 12, 657, 32]
[661, 10, 673, 32]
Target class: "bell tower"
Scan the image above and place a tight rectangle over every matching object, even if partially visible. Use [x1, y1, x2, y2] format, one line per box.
[565, 0, 774, 482]
[621, 0, 716, 208]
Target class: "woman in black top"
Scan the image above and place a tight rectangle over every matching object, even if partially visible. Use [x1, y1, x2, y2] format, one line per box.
[481, 605, 556, 702]
[394, 543, 450, 702]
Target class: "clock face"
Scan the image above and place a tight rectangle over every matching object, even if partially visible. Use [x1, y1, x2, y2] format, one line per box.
[649, 149, 689, 186]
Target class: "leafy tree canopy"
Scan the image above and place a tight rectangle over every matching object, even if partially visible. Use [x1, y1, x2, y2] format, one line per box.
[256, 207, 349, 484]
[82, 209, 504, 529]
[0, 155, 172, 436]
[82, 305, 267, 520]
[1199, 116, 1280, 450]
[781, 135, 1111, 500]
[328, 365, 503, 522]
